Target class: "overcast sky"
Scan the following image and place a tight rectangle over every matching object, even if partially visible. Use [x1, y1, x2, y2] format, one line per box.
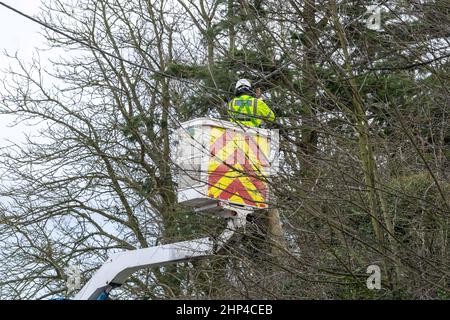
[0, 1, 43, 57]
[0, 1, 46, 146]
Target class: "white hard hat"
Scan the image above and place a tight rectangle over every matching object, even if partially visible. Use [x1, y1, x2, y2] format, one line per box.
[235, 79, 252, 90]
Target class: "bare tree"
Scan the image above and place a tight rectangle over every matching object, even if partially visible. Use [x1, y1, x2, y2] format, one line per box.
[0, 0, 449, 300]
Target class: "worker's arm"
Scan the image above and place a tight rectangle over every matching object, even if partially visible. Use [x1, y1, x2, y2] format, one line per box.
[256, 99, 275, 122]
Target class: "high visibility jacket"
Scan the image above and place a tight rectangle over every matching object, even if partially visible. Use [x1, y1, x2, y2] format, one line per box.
[227, 94, 275, 128]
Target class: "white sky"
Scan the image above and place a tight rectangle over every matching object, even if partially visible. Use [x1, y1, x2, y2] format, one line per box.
[0, 0, 46, 146]
[0, 1, 43, 56]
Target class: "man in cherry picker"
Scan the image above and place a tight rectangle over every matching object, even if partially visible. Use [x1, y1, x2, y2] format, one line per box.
[227, 79, 275, 128]
[226, 79, 277, 257]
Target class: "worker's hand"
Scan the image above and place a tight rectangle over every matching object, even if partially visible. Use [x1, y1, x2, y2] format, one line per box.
[255, 87, 262, 98]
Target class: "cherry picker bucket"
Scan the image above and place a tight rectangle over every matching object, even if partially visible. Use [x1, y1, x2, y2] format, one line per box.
[173, 118, 279, 212]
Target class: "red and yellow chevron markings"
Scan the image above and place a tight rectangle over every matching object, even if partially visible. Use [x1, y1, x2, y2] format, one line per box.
[207, 127, 269, 208]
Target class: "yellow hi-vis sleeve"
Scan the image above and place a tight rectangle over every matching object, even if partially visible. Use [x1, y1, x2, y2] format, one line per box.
[256, 99, 275, 123]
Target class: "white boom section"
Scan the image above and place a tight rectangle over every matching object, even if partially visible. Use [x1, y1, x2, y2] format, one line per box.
[74, 204, 251, 300]
[74, 237, 213, 300]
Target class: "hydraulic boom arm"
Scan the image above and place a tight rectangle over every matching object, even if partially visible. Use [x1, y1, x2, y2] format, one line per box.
[74, 204, 251, 300]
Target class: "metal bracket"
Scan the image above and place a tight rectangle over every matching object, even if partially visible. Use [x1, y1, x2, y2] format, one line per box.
[214, 203, 253, 252]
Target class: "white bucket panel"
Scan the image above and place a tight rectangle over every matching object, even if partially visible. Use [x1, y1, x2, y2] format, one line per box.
[173, 118, 278, 209]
